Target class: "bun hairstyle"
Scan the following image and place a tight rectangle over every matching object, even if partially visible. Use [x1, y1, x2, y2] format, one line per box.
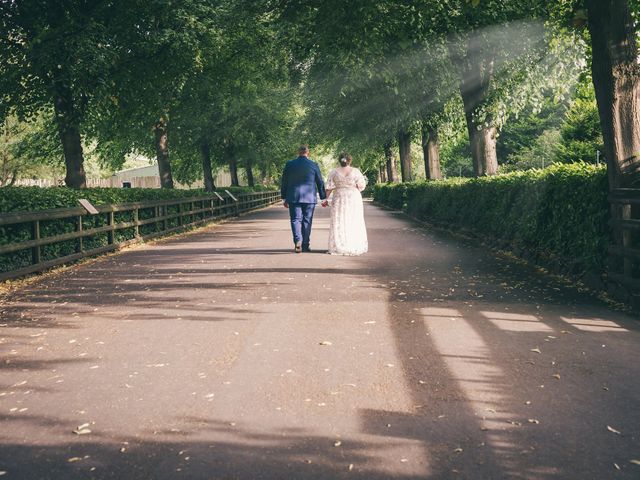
[338, 152, 352, 167]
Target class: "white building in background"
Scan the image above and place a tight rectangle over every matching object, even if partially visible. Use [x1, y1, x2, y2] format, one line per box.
[111, 164, 233, 189]
[15, 164, 236, 188]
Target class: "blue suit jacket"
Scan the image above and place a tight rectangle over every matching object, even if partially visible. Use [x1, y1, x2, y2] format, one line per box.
[280, 156, 327, 204]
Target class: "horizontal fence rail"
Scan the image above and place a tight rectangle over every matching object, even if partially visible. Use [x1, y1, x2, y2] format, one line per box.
[0, 190, 280, 281]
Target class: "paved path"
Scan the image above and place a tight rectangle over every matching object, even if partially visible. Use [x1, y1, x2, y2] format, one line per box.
[0, 202, 639, 479]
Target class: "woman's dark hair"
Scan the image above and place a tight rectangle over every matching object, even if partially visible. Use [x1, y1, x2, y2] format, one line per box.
[338, 152, 352, 167]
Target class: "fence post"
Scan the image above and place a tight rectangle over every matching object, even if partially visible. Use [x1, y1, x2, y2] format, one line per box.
[621, 203, 633, 277]
[224, 190, 240, 216]
[31, 220, 41, 266]
[77, 215, 84, 253]
[134, 207, 140, 238]
[162, 205, 168, 232]
[107, 211, 115, 245]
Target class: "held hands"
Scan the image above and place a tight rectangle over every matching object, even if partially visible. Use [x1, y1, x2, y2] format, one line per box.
[321, 199, 329, 208]
[283, 201, 289, 208]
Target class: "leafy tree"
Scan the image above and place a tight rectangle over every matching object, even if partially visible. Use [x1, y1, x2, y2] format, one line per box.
[554, 82, 603, 164]
[89, 0, 221, 188]
[546, 0, 639, 188]
[0, 0, 122, 188]
[584, 0, 640, 188]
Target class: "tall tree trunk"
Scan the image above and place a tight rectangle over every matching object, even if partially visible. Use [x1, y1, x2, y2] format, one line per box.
[259, 165, 268, 185]
[379, 163, 387, 183]
[226, 141, 239, 186]
[154, 119, 174, 188]
[454, 36, 499, 177]
[201, 141, 215, 192]
[53, 91, 86, 188]
[8, 169, 17, 187]
[384, 141, 398, 183]
[246, 159, 255, 187]
[421, 121, 442, 180]
[398, 129, 412, 182]
[586, 0, 640, 189]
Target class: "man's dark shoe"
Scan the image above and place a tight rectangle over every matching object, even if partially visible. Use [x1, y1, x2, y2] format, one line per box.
[294, 242, 302, 253]
[302, 246, 311, 253]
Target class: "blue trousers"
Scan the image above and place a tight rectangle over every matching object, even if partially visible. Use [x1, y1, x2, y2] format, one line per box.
[288, 203, 316, 248]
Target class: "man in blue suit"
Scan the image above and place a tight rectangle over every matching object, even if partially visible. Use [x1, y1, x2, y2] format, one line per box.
[281, 145, 327, 253]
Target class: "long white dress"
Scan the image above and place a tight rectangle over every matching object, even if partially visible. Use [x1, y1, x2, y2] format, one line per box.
[327, 167, 368, 255]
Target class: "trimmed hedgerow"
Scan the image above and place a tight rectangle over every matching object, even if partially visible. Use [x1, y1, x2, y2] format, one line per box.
[373, 163, 609, 274]
[0, 185, 275, 214]
[0, 185, 276, 275]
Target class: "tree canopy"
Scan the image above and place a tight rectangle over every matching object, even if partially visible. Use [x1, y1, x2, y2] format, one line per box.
[0, 0, 637, 188]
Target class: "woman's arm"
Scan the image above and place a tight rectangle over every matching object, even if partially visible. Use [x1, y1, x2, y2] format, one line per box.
[356, 169, 367, 191]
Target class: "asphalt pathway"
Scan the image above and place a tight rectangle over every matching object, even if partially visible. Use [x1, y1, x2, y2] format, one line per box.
[0, 202, 639, 479]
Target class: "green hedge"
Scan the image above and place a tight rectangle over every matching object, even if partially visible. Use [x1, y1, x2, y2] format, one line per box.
[373, 163, 609, 274]
[0, 185, 275, 214]
[0, 185, 275, 275]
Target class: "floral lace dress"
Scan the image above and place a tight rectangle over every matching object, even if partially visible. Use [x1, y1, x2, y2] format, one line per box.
[326, 168, 368, 255]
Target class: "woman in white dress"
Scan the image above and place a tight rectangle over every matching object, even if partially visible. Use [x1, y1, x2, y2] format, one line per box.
[324, 153, 368, 255]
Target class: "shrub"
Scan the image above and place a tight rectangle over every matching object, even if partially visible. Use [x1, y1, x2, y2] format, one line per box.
[373, 163, 609, 274]
[0, 185, 276, 274]
[0, 185, 275, 214]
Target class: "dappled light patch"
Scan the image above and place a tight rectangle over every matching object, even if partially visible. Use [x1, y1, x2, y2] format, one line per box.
[480, 311, 553, 333]
[559, 316, 629, 333]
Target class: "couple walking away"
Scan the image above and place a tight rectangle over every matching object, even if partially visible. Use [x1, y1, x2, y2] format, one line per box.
[281, 145, 368, 255]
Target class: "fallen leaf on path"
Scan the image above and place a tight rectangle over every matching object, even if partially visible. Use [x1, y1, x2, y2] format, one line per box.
[614, 463, 620, 470]
[67, 457, 83, 463]
[453, 448, 463, 453]
[348, 464, 354, 471]
[528, 419, 540, 424]
[319, 341, 332, 346]
[630, 459, 640, 465]
[607, 425, 621, 435]
[552, 374, 561, 380]
[530, 348, 541, 354]
[334, 441, 342, 447]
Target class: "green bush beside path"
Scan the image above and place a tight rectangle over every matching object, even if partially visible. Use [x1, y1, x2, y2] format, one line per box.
[373, 163, 609, 275]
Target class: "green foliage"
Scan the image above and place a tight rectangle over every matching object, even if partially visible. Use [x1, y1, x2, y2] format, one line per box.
[0, 184, 275, 273]
[0, 185, 273, 214]
[554, 82, 603, 164]
[497, 95, 568, 164]
[373, 163, 609, 273]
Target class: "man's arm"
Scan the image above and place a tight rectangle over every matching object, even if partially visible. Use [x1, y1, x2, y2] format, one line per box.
[314, 164, 327, 200]
[280, 162, 289, 201]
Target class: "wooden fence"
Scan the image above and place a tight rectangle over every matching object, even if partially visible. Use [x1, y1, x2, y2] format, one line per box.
[0, 190, 280, 281]
[608, 188, 640, 307]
